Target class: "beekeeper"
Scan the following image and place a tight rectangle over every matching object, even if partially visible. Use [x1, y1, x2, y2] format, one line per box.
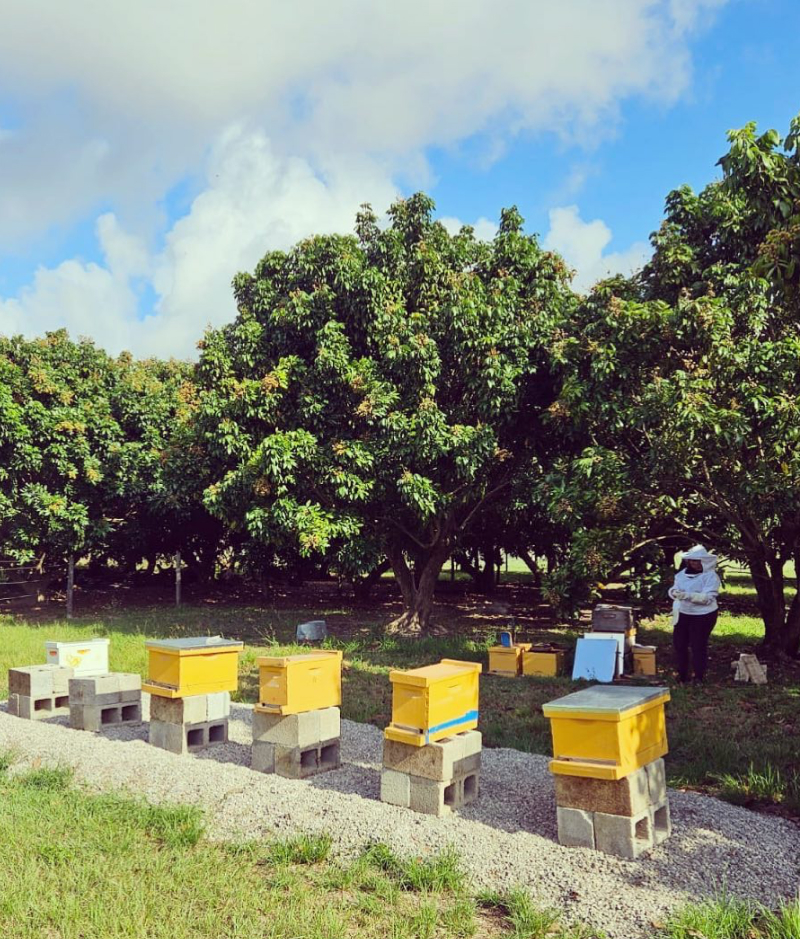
[668, 545, 721, 683]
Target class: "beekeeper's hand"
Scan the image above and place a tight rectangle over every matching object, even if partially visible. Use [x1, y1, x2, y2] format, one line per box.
[689, 592, 710, 604]
[671, 589, 687, 600]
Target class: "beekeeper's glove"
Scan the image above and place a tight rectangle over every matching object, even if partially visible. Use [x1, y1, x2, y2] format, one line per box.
[689, 592, 711, 604]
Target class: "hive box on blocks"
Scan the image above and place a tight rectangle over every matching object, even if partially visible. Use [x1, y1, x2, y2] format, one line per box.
[385, 659, 481, 747]
[256, 650, 342, 715]
[142, 636, 243, 698]
[543, 685, 670, 781]
[488, 643, 531, 676]
[522, 647, 566, 677]
[45, 639, 109, 676]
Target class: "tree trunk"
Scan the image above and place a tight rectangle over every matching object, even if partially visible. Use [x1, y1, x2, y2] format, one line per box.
[352, 559, 390, 601]
[747, 552, 789, 650]
[387, 542, 450, 634]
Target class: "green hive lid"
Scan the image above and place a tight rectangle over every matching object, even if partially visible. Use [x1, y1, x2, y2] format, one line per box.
[145, 636, 242, 651]
[543, 685, 669, 716]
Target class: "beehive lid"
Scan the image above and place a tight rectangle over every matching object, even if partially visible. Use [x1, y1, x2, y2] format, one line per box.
[45, 638, 109, 648]
[542, 685, 669, 720]
[257, 650, 341, 667]
[145, 636, 243, 652]
[389, 659, 481, 687]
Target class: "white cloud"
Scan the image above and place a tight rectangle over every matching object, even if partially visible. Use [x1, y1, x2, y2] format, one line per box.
[0, 128, 397, 358]
[439, 216, 498, 241]
[0, 0, 725, 354]
[544, 205, 651, 292]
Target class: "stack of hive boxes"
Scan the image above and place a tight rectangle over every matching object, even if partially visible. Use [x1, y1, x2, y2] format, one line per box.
[143, 637, 243, 754]
[588, 605, 637, 678]
[543, 686, 671, 859]
[380, 659, 482, 817]
[7, 665, 73, 720]
[252, 650, 342, 778]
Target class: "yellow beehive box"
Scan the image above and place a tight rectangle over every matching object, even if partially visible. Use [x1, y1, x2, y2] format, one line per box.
[488, 643, 531, 676]
[256, 650, 343, 715]
[542, 686, 670, 781]
[522, 647, 565, 677]
[632, 646, 657, 677]
[385, 659, 481, 747]
[143, 636, 243, 698]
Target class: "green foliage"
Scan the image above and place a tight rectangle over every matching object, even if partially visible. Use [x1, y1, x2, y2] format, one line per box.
[0, 330, 194, 569]
[548, 115, 800, 651]
[362, 842, 465, 892]
[193, 194, 573, 627]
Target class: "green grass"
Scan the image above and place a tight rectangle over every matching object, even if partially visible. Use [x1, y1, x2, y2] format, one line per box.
[660, 895, 800, 939]
[0, 753, 590, 939]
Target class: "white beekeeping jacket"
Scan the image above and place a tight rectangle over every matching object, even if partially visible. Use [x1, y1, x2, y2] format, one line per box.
[668, 545, 720, 617]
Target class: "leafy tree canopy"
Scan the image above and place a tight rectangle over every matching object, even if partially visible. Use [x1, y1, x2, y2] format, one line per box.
[194, 194, 574, 629]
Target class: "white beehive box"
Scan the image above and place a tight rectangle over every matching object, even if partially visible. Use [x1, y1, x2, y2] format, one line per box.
[45, 639, 109, 676]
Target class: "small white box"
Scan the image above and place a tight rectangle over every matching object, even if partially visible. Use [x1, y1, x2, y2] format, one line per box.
[45, 639, 110, 676]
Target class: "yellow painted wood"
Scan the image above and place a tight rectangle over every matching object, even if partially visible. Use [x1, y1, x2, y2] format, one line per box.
[256, 650, 342, 715]
[522, 649, 565, 677]
[144, 638, 243, 698]
[385, 659, 481, 747]
[544, 690, 669, 779]
[488, 643, 531, 676]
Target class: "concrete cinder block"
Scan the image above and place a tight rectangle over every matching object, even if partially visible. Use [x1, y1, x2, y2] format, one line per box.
[70, 701, 141, 732]
[380, 769, 411, 807]
[650, 798, 672, 845]
[116, 673, 142, 702]
[383, 730, 482, 782]
[251, 740, 277, 773]
[8, 692, 70, 720]
[149, 718, 188, 754]
[68, 675, 120, 707]
[252, 708, 321, 748]
[206, 691, 231, 721]
[554, 768, 651, 817]
[272, 738, 340, 779]
[645, 758, 667, 805]
[557, 806, 596, 849]
[380, 769, 480, 816]
[318, 706, 340, 742]
[150, 693, 208, 726]
[594, 809, 653, 859]
[9, 665, 72, 698]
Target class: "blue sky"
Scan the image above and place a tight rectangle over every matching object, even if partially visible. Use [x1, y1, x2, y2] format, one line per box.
[0, 0, 798, 358]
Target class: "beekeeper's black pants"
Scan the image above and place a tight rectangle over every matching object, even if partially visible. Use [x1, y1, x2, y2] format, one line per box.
[673, 611, 718, 682]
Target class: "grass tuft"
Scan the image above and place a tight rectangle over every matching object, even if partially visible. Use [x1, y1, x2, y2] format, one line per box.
[661, 895, 800, 939]
[270, 832, 333, 865]
[14, 765, 73, 791]
[362, 842, 465, 893]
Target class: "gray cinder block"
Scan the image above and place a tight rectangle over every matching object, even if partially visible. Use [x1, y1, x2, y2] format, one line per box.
[150, 693, 208, 726]
[594, 809, 653, 859]
[272, 738, 341, 779]
[9, 665, 73, 699]
[380, 768, 480, 817]
[251, 740, 276, 773]
[554, 768, 651, 817]
[556, 806, 596, 849]
[383, 730, 482, 782]
[206, 692, 231, 722]
[7, 692, 70, 720]
[645, 758, 667, 805]
[252, 707, 340, 748]
[650, 798, 672, 845]
[70, 701, 141, 732]
[69, 675, 121, 707]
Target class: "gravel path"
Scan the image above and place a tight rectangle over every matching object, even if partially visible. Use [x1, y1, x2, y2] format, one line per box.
[1, 697, 798, 938]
